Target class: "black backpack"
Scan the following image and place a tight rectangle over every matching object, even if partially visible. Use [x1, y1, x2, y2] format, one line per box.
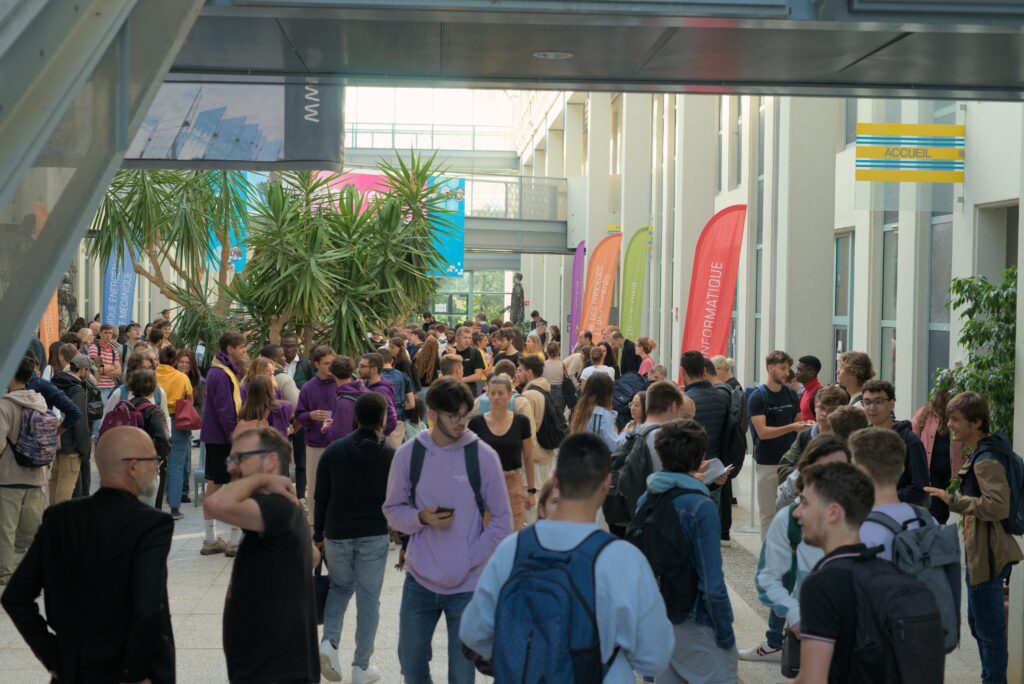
[612, 372, 649, 429]
[603, 424, 659, 526]
[824, 547, 946, 683]
[625, 486, 702, 615]
[532, 386, 568, 450]
[714, 384, 748, 478]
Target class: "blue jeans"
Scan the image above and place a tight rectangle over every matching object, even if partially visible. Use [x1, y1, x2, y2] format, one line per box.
[166, 428, 191, 510]
[766, 610, 785, 649]
[92, 387, 115, 440]
[322, 535, 389, 668]
[398, 574, 475, 684]
[967, 564, 1011, 684]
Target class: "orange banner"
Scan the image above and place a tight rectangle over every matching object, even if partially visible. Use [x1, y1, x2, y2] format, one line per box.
[39, 291, 59, 353]
[578, 232, 622, 343]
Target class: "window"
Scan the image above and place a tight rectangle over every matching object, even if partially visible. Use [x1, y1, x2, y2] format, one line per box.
[833, 233, 855, 379]
[844, 98, 857, 146]
[927, 214, 953, 392]
[436, 270, 512, 328]
[734, 99, 743, 187]
[716, 97, 724, 193]
[880, 223, 898, 384]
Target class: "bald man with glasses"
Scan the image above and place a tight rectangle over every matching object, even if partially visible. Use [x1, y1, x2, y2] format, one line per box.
[2, 427, 175, 684]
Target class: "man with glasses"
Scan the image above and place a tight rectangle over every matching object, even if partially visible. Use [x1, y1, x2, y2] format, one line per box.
[383, 377, 512, 684]
[859, 380, 929, 505]
[203, 426, 319, 684]
[2, 426, 175, 683]
[776, 384, 850, 486]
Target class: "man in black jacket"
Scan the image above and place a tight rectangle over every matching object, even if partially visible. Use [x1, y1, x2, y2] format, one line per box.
[281, 331, 315, 499]
[1, 426, 174, 684]
[611, 331, 641, 375]
[49, 353, 93, 505]
[681, 351, 730, 468]
[860, 380, 929, 506]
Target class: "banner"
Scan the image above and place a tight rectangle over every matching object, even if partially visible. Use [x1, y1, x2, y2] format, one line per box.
[855, 122, 964, 184]
[102, 248, 136, 326]
[620, 227, 651, 341]
[578, 232, 622, 342]
[39, 292, 59, 352]
[569, 241, 585, 339]
[681, 205, 747, 357]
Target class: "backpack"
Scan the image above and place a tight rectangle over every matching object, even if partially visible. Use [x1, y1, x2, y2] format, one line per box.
[983, 443, 1024, 536]
[612, 372, 649, 429]
[824, 548, 946, 683]
[532, 386, 568, 450]
[603, 424, 659, 526]
[561, 367, 579, 412]
[99, 400, 148, 437]
[625, 486, 703, 615]
[715, 383, 748, 478]
[782, 501, 802, 593]
[4, 401, 60, 468]
[120, 383, 163, 407]
[865, 507, 962, 653]
[409, 438, 484, 526]
[492, 526, 619, 683]
[85, 379, 104, 422]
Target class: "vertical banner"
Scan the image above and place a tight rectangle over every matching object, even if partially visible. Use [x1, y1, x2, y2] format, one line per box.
[681, 205, 747, 357]
[569, 241, 585, 339]
[429, 177, 466, 277]
[39, 292, 59, 352]
[102, 248, 137, 326]
[620, 227, 651, 341]
[579, 232, 623, 341]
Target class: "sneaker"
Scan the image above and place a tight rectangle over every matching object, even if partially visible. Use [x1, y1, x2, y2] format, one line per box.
[319, 641, 342, 682]
[351, 664, 381, 684]
[738, 641, 783, 662]
[720, 539, 734, 548]
[200, 538, 228, 556]
[225, 543, 240, 558]
[170, 508, 184, 521]
[181, 494, 192, 504]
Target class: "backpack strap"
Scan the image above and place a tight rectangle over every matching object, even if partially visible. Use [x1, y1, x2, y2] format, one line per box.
[409, 439, 426, 509]
[783, 502, 802, 593]
[465, 440, 486, 526]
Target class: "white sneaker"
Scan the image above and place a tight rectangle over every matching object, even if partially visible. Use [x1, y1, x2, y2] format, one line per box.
[738, 640, 783, 662]
[351, 664, 381, 684]
[319, 640, 342, 682]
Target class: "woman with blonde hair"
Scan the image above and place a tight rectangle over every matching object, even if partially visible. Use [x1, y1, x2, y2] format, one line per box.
[242, 355, 276, 390]
[711, 355, 741, 391]
[524, 332, 546, 360]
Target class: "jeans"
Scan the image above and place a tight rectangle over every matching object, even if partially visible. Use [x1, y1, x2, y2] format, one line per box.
[766, 609, 785, 649]
[167, 428, 191, 510]
[92, 386, 115, 440]
[322, 535, 389, 668]
[291, 427, 306, 499]
[967, 564, 1011, 684]
[398, 574, 475, 684]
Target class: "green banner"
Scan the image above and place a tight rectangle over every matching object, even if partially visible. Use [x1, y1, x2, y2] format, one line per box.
[620, 227, 650, 341]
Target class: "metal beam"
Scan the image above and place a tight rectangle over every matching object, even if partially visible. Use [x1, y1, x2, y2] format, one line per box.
[346, 148, 521, 175]
[465, 216, 571, 254]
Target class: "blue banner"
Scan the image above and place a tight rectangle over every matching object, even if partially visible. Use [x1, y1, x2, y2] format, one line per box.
[102, 248, 136, 326]
[430, 176, 465, 277]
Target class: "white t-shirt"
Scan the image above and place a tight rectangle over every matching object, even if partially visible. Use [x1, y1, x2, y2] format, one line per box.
[580, 364, 616, 383]
[860, 502, 924, 561]
[459, 520, 674, 682]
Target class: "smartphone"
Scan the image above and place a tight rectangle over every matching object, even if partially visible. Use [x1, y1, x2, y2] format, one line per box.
[435, 506, 455, 516]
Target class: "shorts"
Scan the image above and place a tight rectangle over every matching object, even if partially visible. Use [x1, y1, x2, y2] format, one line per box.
[204, 442, 232, 484]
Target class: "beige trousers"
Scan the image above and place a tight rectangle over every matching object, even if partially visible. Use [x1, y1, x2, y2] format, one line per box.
[49, 452, 81, 505]
[756, 463, 779, 540]
[0, 486, 44, 582]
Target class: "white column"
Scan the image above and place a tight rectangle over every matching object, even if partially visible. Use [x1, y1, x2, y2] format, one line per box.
[585, 93, 614, 255]
[545, 129, 564, 178]
[1010, 106, 1024, 684]
[658, 94, 677, 369]
[564, 103, 584, 178]
[850, 100, 885, 358]
[619, 94, 653, 267]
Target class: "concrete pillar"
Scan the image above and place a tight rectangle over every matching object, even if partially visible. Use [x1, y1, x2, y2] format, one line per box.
[1011, 106, 1024, 684]
[658, 95, 677, 370]
[585, 93, 614, 257]
[533, 150, 546, 177]
[564, 103, 585, 178]
[850, 100, 886, 358]
[619, 94, 654, 265]
[546, 129, 564, 178]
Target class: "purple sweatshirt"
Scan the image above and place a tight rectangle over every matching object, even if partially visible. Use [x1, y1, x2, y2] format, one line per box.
[295, 374, 339, 448]
[200, 353, 240, 445]
[329, 380, 367, 442]
[268, 403, 293, 439]
[383, 430, 512, 594]
[366, 377, 398, 436]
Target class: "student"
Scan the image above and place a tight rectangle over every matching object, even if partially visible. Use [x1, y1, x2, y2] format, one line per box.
[459, 432, 674, 682]
[859, 380, 929, 506]
[836, 351, 874, 407]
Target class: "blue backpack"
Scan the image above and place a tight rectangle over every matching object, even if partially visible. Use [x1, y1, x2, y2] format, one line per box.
[492, 527, 620, 683]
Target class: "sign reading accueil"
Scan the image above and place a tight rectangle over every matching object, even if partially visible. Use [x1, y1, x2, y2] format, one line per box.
[855, 123, 964, 184]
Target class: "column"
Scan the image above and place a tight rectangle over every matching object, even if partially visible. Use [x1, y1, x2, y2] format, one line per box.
[1010, 106, 1024, 684]
[585, 93, 613, 256]
[619, 94, 653, 266]
[564, 103, 584, 178]
[545, 129, 564, 178]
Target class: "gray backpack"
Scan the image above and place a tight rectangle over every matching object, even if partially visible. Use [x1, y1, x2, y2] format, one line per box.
[865, 506, 962, 653]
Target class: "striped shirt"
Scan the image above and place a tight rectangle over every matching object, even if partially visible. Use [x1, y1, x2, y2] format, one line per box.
[87, 341, 120, 388]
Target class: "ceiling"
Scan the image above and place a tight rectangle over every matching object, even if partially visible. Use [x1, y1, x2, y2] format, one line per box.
[171, 1, 1024, 100]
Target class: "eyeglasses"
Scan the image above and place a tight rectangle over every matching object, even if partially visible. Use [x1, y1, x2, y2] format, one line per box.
[282, 343, 298, 349]
[121, 456, 163, 463]
[440, 411, 471, 424]
[861, 399, 890, 408]
[227, 449, 272, 465]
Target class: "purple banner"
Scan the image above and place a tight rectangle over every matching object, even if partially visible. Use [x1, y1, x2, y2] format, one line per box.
[570, 240, 585, 337]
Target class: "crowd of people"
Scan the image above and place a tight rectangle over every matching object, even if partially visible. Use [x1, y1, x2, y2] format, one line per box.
[0, 306, 1020, 684]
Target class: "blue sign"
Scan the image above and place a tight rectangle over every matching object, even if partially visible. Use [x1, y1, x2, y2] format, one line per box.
[207, 172, 255, 273]
[102, 247, 136, 326]
[430, 176, 465, 277]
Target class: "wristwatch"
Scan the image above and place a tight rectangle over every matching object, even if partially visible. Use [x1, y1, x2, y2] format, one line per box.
[526, 487, 538, 494]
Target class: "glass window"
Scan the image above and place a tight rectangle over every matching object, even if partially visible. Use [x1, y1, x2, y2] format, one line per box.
[929, 220, 952, 323]
[927, 330, 950, 392]
[752, 316, 761, 385]
[881, 227, 899, 321]
[754, 248, 763, 315]
[734, 102, 743, 187]
[880, 327, 897, 384]
[844, 98, 857, 146]
[834, 234, 851, 317]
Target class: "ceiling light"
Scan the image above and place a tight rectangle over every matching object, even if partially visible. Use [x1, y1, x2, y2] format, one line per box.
[532, 51, 573, 61]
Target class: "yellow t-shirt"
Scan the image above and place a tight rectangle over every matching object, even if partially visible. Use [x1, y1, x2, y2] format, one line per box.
[155, 364, 192, 415]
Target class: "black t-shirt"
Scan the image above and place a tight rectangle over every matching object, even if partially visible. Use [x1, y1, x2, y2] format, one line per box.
[747, 385, 800, 465]
[494, 350, 521, 369]
[468, 413, 532, 471]
[800, 543, 874, 684]
[223, 493, 319, 683]
[459, 346, 485, 378]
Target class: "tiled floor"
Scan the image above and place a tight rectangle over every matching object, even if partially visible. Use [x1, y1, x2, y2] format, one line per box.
[0, 462, 982, 683]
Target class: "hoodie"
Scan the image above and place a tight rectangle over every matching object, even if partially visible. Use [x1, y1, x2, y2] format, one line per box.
[638, 471, 735, 648]
[329, 380, 368, 442]
[50, 371, 91, 459]
[295, 374, 340, 448]
[754, 504, 823, 628]
[366, 377, 398, 436]
[383, 430, 512, 594]
[313, 428, 394, 541]
[893, 419, 930, 506]
[0, 389, 50, 486]
[199, 352, 240, 445]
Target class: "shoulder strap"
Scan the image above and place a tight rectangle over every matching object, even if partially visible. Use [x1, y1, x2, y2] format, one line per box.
[787, 501, 802, 551]
[464, 440, 485, 525]
[865, 510, 903, 535]
[409, 439, 426, 508]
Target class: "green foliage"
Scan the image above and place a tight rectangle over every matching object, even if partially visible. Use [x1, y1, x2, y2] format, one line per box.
[934, 266, 1017, 438]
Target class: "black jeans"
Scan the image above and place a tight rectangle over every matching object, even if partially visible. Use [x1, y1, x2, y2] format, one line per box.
[291, 427, 307, 498]
[718, 478, 733, 538]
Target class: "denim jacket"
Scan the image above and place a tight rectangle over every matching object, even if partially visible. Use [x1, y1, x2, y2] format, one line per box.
[638, 471, 735, 648]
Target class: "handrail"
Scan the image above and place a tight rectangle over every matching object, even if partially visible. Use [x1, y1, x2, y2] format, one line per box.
[345, 122, 514, 152]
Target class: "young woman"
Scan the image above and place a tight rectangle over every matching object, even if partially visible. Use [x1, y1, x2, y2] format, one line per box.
[524, 333, 546, 360]
[536, 478, 558, 520]
[468, 374, 535, 531]
[623, 390, 647, 434]
[103, 352, 169, 426]
[174, 347, 203, 504]
[473, 331, 493, 381]
[548, 325, 561, 344]
[42, 340, 63, 381]
[542, 341, 566, 414]
[579, 345, 615, 389]
[912, 388, 962, 524]
[569, 373, 625, 451]
[390, 336, 421, 393]
[711, 356, 741, 390]
[242, 355, 276, 390]
[236, 374, 292, 439]
[636, 337, 657, 377]
[412, 336, 440, 395]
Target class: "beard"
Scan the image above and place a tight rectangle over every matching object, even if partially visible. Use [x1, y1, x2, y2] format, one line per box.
[137, 472, 159, 505]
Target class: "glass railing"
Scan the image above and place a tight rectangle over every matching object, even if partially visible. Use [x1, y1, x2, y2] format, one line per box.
[464, 174, 567, 222]
[345, 123, 515, 152]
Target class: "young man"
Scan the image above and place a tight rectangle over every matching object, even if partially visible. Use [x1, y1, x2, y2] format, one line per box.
[295, 345, 339, 508]
[529, 310, 544, 330]
[122, 322, 142, 362]
[610, 331, 640, 375]
[777, 384, 850, 485]
[204, 427, 318, 684]
[492, 329, 521, 368]
[459, 432, 674, 682]
[379, 349, 413, 449]
[315, 393, 394, 684]
[454, 326, 486, 394]
[421, 312, 435, 333]
[87, 324, 123, 437]
[156, 345, 194, 520]
[516, 355, 557, 491]
[2, 427, 174, 683]
[357, 353, 399, 440]
[280, 332, 313, 499]
[198, 330, 249, 555]
[859, 380, 929, 505]
[681, 351, 730, 475]
[795, 356, 822, 422]
[641, 419, 737, 682]
[49, 353, 93, 505]
[439, 354, 464, 380]
[0, 356, 51, 584]
[925, 392, 1023, 684]
[382, 377, 512, 684]
[790, 462, 886, 683]
[327, 356, 367, 443]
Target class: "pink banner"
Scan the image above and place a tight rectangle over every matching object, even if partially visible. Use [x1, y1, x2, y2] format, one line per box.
[570, 241, 585, 338]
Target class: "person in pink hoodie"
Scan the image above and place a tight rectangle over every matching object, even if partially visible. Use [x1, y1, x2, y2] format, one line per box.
[383, 377, 513, 684]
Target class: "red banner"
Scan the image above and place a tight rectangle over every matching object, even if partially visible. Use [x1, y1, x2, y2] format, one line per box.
[681, 205, 747, 357]
[578, 232, 622, 342]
